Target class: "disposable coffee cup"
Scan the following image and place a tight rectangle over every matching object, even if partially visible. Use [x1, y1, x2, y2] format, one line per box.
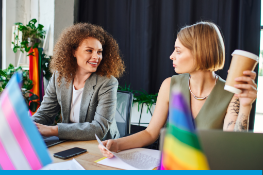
[224, 50, 258, 94]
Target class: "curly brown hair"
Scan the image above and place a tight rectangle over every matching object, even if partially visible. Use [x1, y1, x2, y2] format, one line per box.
[50, 23, 125, 86]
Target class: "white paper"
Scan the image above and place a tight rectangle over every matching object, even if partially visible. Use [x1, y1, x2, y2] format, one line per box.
[41, 159, 85, 170]
[95, 134, 160, 170]
[97, 156, 139, 170]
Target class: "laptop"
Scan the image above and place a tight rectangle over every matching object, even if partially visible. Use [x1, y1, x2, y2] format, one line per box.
[42, 136, 66, 148]
[159, 129, 263, 170]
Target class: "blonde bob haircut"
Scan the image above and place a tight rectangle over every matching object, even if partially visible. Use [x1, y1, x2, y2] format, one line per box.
[177, 22, 225, 71]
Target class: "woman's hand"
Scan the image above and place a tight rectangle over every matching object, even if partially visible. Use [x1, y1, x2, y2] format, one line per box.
[234, 70, 257, 108]
[35, 122, 58, 137]
[98, 139, 119, 158]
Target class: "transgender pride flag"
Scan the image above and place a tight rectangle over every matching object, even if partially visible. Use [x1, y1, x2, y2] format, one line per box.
[0, 72, 52, 170]
[159, 85, 209, 170]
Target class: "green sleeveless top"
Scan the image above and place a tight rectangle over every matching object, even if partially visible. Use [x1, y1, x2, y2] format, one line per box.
[169, 74, 234, 129]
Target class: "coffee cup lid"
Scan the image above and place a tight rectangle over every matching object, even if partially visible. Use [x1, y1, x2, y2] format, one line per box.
[224, 85, 242, 94]
[232, 50, 258, 62]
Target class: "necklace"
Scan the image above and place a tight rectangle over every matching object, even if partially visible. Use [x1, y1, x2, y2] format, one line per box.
[188, 74, 218, 101]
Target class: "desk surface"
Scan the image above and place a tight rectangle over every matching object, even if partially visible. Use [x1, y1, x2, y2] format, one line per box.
[48, 140, 120, 170]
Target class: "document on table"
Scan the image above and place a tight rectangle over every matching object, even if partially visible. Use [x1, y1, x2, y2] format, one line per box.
[41, 159, 85, 170]
[95, 134, 161, 170]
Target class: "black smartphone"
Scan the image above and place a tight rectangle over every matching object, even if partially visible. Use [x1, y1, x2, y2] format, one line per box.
[53, 147, 87, 159]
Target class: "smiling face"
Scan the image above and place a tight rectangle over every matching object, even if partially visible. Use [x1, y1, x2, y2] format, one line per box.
[73, 37, 103, 74]
[170, 39, 197, 74]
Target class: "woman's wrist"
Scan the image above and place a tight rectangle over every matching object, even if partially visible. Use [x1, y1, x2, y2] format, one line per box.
[115, 139, 122, 152]
[51, 125, 59, 136]
[240, 104, 252, 111]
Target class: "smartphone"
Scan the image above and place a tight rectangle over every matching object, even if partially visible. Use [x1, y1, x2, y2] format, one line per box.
[53, 147, 87, 159]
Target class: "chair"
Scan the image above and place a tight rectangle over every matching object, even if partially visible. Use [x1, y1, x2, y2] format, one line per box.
[115, 90, 133, 137]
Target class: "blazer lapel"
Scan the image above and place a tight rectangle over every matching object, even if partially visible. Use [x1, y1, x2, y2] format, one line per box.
[61, 79, 73, 123]
[79, 73, 97, 123]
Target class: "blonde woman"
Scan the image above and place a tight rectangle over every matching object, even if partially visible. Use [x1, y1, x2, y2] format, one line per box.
[99, 22, 257, 158]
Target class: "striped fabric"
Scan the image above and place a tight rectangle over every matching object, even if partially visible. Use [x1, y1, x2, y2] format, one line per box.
[38, 48, 45, 102]
[31, 48, 40, 115]
[159, 86, 209, 170]
[0, 72, 52, 170]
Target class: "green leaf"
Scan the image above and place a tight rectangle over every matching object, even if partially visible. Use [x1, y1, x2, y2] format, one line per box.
[14, 22, 23, 25]
[8, 64, 14, 69]
[33, 42, 39, 49]
[30, 18, 37, 24]
[0, 70, 7, 78]
[11, 42, 15, 44]
[29, 102, 38, 112]
[37, 24, 44, 30]
[2, 82, 7, 89]
[25, 46, 31, 52]
[15, 35, 19, 40]
[21, 40, 29, 45]
[27, 84, 33, 90]
[13, 47, 18, 53]
[28, 94, 39, 101]
[18, 25, 27, 31]
[27, 52, 34, 56]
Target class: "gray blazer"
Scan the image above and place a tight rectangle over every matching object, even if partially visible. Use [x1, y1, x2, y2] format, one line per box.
[32, 72, 120, 140]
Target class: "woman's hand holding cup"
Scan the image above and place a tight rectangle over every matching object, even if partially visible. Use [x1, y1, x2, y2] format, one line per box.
[98, 139, 119, 158]
[234, 70, 257, 107]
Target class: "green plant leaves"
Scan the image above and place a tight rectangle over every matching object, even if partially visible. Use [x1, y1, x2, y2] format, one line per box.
[37, 24, 44, 31]
[13, 47, 18, 53]
[25, 46, 31, 52]
[118, 84, 134, 93]
[33, 42, 39, 49]
[30, 19, 37, 25]
[41, 53, 52, 80]
[118, 84, 157, 114]
[27, 52, 34, 56]
[29, 102, 38, 112]
[0, 64, 39, 111]
[28, 94, 39, 101]
[21, 40, 29, 45]
[12, 18, 45, 54]
[8, 64, 14, 69]
[18, 25, 28, 31]
[14, 22, 23, 25]
[0, 70, 7, 78]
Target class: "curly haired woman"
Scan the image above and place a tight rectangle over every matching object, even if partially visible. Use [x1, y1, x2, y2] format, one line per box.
[32, 23, 125, 140]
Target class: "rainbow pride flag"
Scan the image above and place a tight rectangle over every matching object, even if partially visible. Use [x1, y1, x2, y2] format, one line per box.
[0, 72, 52, 170]
[159, 86, 209, 170]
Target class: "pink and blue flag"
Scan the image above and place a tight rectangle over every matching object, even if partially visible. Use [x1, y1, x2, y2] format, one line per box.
[0, 72, 52, 170]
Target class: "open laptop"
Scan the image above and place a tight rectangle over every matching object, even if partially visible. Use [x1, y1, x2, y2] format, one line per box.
[159, 129, 263, 170]
[42, 136, 66, 148]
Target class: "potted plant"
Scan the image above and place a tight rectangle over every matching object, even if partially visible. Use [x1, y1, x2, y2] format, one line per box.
[132, 90, 157, 127]
[118, 85, 157, 127]
[12, 18, 45, 56]
[0, 64, 39, 112]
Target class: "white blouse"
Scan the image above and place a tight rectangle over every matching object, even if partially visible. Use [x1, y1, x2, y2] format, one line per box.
[70, 86, 84, 123]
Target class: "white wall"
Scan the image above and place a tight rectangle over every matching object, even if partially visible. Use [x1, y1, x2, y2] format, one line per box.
[2, 0, 16, 69]
[39, 0, 55, 56]
[54, 0, 74, 45]
[2, 0, 74, 69]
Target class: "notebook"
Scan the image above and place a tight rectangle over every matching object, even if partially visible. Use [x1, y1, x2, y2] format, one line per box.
[42, 136, 66, 148]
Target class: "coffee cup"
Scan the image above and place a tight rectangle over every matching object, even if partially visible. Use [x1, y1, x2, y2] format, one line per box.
[224, 50, 258, 94]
